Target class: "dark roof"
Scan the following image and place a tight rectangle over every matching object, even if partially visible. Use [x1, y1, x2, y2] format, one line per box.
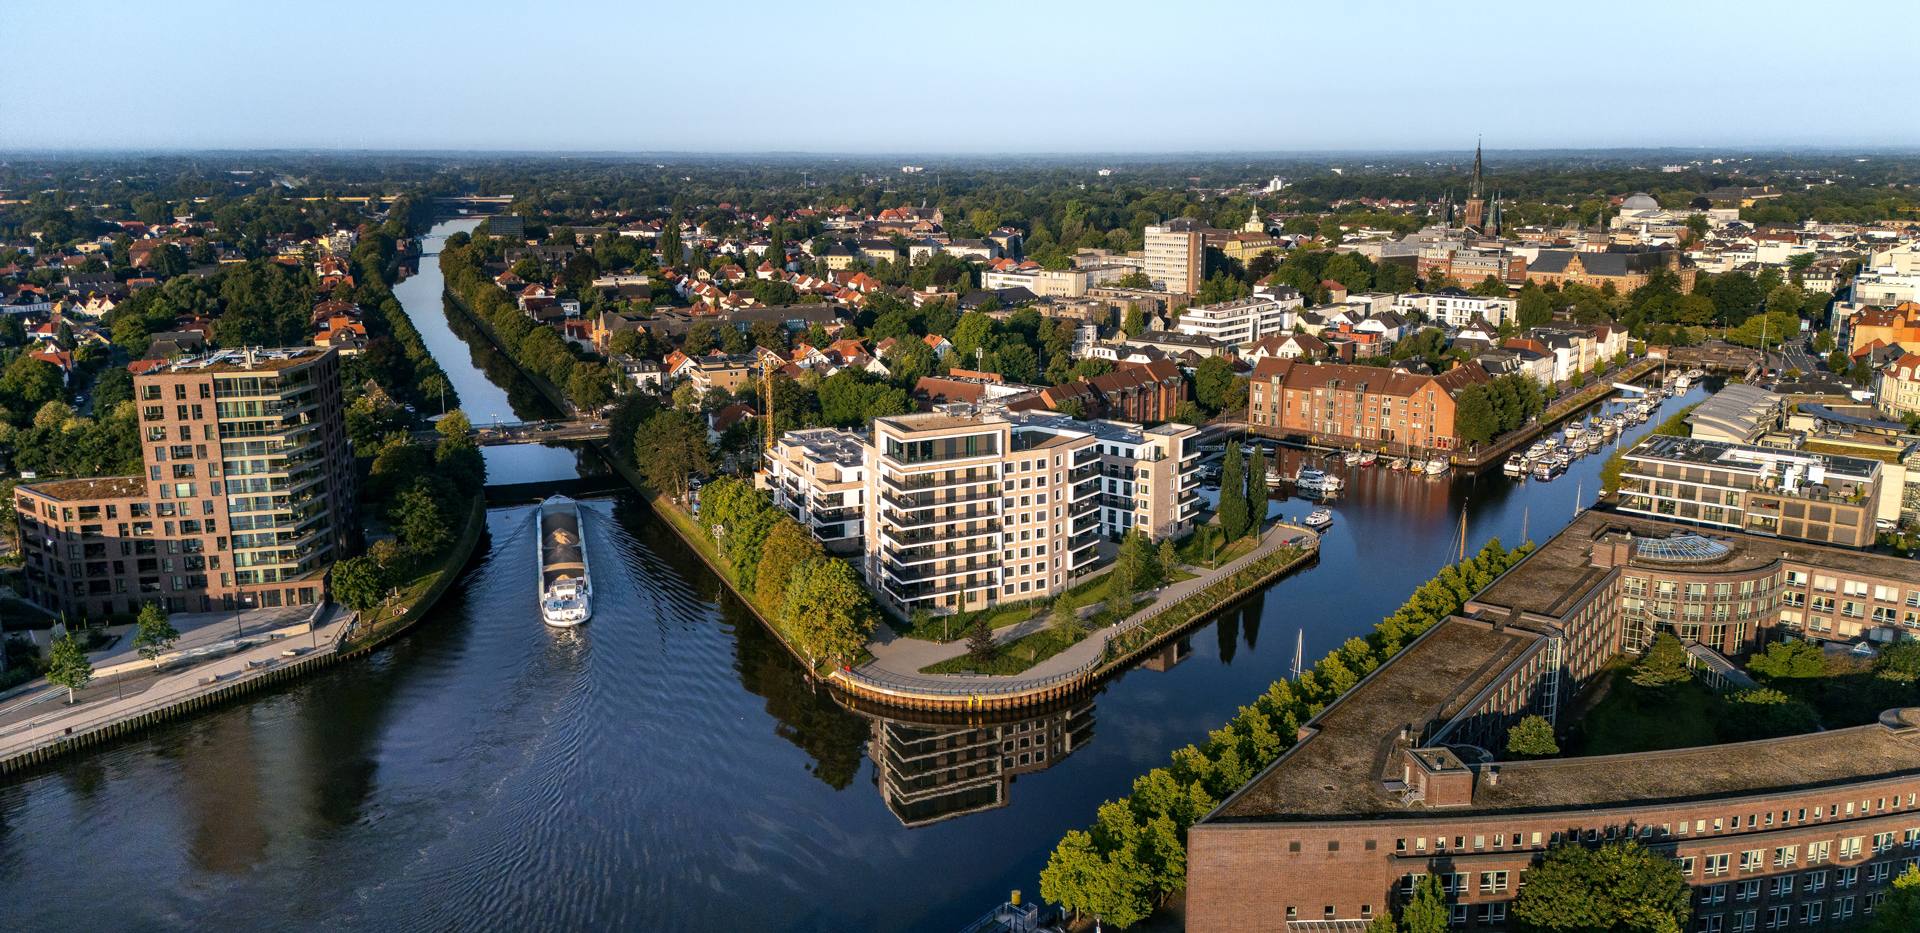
[1529, 249, 1677, 277]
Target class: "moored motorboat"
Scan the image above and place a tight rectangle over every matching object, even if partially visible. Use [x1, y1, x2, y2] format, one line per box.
[1303, 507, 1333, 530]
[1294, 467, 1343, 496]
[1424, 457, 1450, 476]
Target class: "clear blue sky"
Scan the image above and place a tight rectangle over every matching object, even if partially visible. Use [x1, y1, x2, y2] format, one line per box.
[7, 0, 1917, 153]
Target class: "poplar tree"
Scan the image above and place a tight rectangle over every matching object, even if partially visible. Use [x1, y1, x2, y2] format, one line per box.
[1245, 444, 1268, 538]
[1218, 444, 1249, 541]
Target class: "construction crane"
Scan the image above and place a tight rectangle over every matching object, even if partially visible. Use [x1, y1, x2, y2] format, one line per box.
[761, 356, 778, 454]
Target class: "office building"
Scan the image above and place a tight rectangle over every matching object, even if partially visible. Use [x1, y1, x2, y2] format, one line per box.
[13, 348, 356, 616]
[1187, 511, 1920, 932]
[1617, 435, 1884, 548]
[1143, 220, 1208, 296]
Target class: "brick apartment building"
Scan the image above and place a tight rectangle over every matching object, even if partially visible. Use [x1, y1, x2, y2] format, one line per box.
[13, 348, 357, 617]
[1040, 358, 1185, 424]
[1246, 357, 1492, 451]
[1187, 511, 1920, 932]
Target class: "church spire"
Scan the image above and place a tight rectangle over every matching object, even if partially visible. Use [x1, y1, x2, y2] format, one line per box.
[1468, 136, 1485, 200]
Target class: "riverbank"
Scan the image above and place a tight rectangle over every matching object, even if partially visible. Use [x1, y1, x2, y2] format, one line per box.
[341, 493, 488, 653]
[0, 604, 352, 777]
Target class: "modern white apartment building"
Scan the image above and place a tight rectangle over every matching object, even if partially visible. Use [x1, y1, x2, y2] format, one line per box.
[757, 406, 1205, 615]
[1174, 293, 1303, 347]
[1391, 288, 1518, 328]
[864, 407, 1102, 613]
[1143, 221, 1206, 296]
[760, 428, 868, 553]
[979, 263, 1130, 298]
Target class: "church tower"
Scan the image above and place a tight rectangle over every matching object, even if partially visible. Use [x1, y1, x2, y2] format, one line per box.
[1462, 138, 1488, 232]
[1242, 204, 1264, 234]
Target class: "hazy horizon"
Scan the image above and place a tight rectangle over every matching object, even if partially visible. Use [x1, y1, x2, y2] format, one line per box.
[7, 0, 1918, 153]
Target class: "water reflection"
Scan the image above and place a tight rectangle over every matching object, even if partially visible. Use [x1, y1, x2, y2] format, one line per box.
[841, 698, 1096, 828]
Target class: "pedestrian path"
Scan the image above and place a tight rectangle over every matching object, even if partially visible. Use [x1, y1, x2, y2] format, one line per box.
[0, 605, 350, 765]
[855, 521, 1314, 693]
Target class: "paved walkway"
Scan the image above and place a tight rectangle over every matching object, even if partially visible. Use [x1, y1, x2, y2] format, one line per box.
[0, 605, 350, 763]
[856, 520, 1315, 690]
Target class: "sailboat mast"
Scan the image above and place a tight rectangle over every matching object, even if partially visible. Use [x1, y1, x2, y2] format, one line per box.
[1292, 628, 1304, 679]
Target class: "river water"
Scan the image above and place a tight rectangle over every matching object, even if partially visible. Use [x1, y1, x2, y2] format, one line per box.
[0, 219, 1713, 931]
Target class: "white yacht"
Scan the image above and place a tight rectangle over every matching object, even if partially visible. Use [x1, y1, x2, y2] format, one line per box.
[538, 496, 591, 627]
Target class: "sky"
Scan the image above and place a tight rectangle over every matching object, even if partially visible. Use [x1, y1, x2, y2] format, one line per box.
[6, 0, 1919, 154]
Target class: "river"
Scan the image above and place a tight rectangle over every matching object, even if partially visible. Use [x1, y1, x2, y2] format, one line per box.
[0, 219, 1714, 931]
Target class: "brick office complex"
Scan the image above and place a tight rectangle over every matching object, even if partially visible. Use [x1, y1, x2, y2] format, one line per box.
[13, 348, 356, 616]
[1187, 511, 1920, 932]
[1247, 357, 1492, 451]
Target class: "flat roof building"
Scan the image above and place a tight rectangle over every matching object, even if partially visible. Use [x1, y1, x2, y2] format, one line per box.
[1187, 510, 1920, 932]
[13, 347, 356, 617]
[1618, 435, 1883, 548]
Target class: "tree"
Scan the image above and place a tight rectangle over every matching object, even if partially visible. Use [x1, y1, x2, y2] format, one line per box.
[1505, 714, 1559, 758]
[1629, 633, 1692, 688]
[1122, 303, 1146, 337]
[1193, 356, 1238, 414]
[47, 631, 93, 704]
[1867, 865, 1920, 933]
[394, 479, 454, 556]
[1721, 688, 1820, 742]
[133, 603, 179, 663]
[1398, 871, 1450, 933]
[755, 519, 823, 611]
[634, 410, 710, 500]
[1218, 443, 1250, 542]
[1156, 539, 1179, 582]
[332, 555, 390, 611]
[966, 614, 996, 661]
[1245, 444, 1268, 536]
[420, 374, 452, 413]
[781, 558, 872, 669]
[1510, 839, 1691, 933]
[1745, 639, 1827, 680]
[1040, 829, 1152, 930]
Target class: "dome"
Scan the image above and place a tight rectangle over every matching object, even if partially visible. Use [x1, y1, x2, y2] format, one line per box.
[1622, 192, 1659, 211]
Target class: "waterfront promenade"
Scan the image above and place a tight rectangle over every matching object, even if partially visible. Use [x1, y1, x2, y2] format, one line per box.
[838, 519, 1317, 709]
[0, 604, 351, 773]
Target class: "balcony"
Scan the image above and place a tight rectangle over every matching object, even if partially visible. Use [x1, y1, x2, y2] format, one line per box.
[1071, 477, 1101, 502]
[887, 540, 1002, 566]
[882, 485, 998, 513]
[1068, 529, 1103, 551]
[883, 468, 997, 493]
[883, 556, 1001, 584]
[881, 505, 998, 531]
[881, 522, 996, 547]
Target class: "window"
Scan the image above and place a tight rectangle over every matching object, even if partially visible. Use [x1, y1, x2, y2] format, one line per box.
[1705, 853, 1730, 876]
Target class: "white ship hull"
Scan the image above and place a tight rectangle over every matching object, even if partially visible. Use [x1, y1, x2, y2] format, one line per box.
[538, 496, 592, 628]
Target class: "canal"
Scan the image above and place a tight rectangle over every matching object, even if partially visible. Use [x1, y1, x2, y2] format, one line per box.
[0, 219, 1715, 931]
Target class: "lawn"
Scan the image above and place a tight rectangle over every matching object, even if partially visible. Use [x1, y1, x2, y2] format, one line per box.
[896, 601, 1039, 642]
[1563, 666, 1721, 756]
[920, 625, 1089, 676]
[1176, 526, 1258, 569]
